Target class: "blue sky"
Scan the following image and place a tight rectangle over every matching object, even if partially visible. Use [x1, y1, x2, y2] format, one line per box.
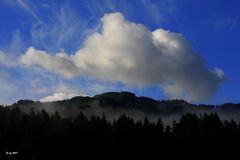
[0, 0, 239, 104]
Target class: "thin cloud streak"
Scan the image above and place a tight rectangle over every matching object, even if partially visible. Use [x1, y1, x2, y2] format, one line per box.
[15, 0, 43, 23]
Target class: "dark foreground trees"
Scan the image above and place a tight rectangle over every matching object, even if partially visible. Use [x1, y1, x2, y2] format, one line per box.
[0, 105, 239, 160]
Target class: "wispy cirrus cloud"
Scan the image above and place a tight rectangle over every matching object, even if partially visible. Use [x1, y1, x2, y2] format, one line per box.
[0, 51, 16, 67]
[0, 70, 19, 104]
[15, 0, 42, 23]
[30, 2, 100, 53]
[202, 15, 238, 32]
[0, 30, 25, 67]
[2, 0, 43, 23]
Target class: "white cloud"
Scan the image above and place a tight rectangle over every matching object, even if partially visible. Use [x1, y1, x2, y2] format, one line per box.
[214, 68, 225, 79]
[40, 93, 76, 102]
[39, 84, 86, 102]
[20, 47, 79, 79]
[20, 12, 224, 102]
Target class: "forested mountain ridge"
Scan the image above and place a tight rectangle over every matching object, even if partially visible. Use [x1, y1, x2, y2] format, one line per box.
[9, 91, 240, 122]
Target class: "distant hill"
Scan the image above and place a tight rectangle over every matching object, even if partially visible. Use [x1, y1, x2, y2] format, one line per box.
[9, 91, 240, 122]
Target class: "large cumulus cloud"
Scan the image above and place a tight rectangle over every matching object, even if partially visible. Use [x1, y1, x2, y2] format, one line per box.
[20, 12, 224, 102]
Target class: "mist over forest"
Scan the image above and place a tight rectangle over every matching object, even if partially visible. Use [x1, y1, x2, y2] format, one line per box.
[11, 92, 240, 124]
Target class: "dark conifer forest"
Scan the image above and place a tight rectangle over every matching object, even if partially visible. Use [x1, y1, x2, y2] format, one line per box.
[1, 96, 240, 160]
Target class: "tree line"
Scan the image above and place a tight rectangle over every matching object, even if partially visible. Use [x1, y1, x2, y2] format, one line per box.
[0, 105, 239, 159]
